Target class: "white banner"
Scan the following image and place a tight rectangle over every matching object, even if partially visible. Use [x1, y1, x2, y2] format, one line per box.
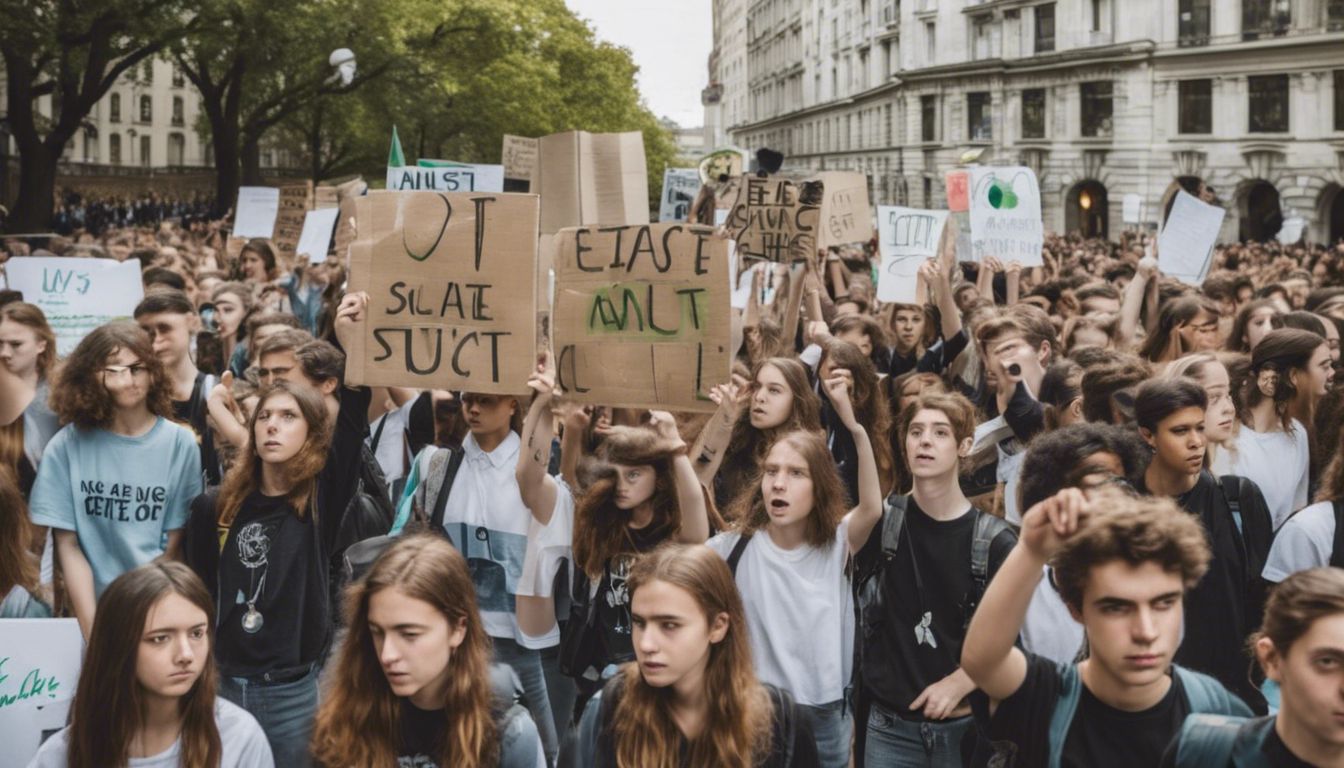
[4, 257, 144, 355]
[1158, 190, 1225, 285]
[232, 186, 280, 239]
[877, 206, 948, 305]
[385, 164, 505, 193]
[659, 168, 702, 222]
[296, 208, 341, 264]
[0, 619, 84, 767]
[968, 166, 1044, 267]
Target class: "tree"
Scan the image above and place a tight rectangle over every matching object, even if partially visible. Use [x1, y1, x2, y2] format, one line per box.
[0, 0, 193, 233]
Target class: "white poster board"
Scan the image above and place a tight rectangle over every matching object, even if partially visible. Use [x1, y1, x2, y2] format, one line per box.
[385, 164, 504, 193]
[232, 186, 280, 238]
[659, 168, 702, 222]
[4, 257, 145, 355]
[296, 208, 341, 264]
[1123, 193, 1143, 224]
[1158, 190, 1225, 285]
[968, 166, 1044, 267]
[877, 206, 948, 305]
[0, 619, 84, 767]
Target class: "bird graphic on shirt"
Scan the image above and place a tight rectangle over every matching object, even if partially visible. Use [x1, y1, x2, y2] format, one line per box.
[915, 612, 937, 648]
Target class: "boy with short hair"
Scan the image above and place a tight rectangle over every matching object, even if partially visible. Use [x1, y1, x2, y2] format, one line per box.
[961, 488, 1252, 767]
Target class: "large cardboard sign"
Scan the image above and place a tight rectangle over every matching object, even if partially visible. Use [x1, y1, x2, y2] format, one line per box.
[345, 191, 538, 392]
[968, 166, 1044, 266]
[1158, 190, 1225, 285]
[725, 175, 822, 263]
[385, 164, 504, 193]
[502, 135, 538, 191]
[531, 131, 650, 234]
[233, 186, 280, 238]
[271, 181, 313, 264]
[814, 171, 873, 248]
[552, 223, 729, 411]
[658, 168, 702, 222]
[0, 619, 84, 767]
[877, 206, 948, 305]
[4, 257, 144, 355]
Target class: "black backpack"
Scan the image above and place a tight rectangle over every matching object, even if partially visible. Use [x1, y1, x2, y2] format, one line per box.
[332, 416, 400, 564]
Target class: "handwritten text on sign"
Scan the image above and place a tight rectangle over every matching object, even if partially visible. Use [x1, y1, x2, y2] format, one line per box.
[726, 176, 822, 263]
[814, 171, 873, 248]
[553, 223, 730, 411]
[385, 164, 505, 193]
[0, 619, 83, 767]
[968, 166, 1044, 267]
[3, 257, 144, 356]
[345, 192, 537, 392]
[877, 206, 949, 305]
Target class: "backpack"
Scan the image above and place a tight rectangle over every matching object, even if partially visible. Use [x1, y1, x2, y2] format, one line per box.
[489, 663, 544, 764]
[332, 416, 399, 556]
[1169, 714, 1276, 768]
[1036, 664, 1254, 768]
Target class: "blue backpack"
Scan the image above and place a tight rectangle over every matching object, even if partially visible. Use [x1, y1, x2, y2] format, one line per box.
[1169, 714, 1276, 767]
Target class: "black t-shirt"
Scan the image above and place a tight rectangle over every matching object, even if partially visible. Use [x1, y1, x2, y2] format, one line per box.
[171, 371, 221, 486]
[1262, 726, 1316, 768]
[398, 699, 446, 767]
[856, 499, 1016, 717]
[985, 654, 1189, 768]
[594, 523, 672, 669]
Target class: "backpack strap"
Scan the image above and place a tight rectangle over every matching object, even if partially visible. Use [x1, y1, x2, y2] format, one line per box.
[1174, 665, 1254, 717]
[1046, 663, 1083, 768]
[727, 533, 753, 577]
[1171, 714, 1244, 768]
[965, 512, 1012, 629]
[766, 684, 797, 767]
[881, 493, 908, 557]
[1332, 499, 1344, 569]
[1217, 475, 1244, 536]
[428, 447, 465, 531]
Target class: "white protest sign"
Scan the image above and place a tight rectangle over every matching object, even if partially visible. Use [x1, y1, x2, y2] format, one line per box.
[1123, 193, 1143, 224]
[877, 206, 948, 305]
[659, 168, 702, 222]
[385, 164, 505, 193]
[233, 186, 280, 238]
[0, 619, 84, 767]
[1277, 215, 1305, 245]
[968, 166, 1044, 266]
[296, 208, 341, 264]
[4, 257, 144, 355]
[1158, 190, 1225, 285]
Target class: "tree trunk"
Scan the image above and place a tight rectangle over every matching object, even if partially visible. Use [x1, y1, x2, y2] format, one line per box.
[308, 103, 325, 182]
[241, 134, 263, 185]
[7, 138, 57, 234]
[211, 129, 240, 220]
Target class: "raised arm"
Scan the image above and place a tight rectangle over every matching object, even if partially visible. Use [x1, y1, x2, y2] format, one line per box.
[516, 364, 559, 526]
[921, 258, 963, 341]
[206, 370, 248, 450]
[650, 411, 710, 543]
[832, 372, 883, 553]
[1005, 261, 1022, 307]
[1118, 256, 1158, 347]
[688, 379, 744, 488]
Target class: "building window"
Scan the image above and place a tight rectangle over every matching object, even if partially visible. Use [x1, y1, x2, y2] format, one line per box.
[925, 22, 936, 64]
[140, 135, 151, 166]
[1329, 0, 1344, 31]
[971, 17, 991, 60]
[1021, 88, 1046, 139]
[110, 93, 121, 123]
[1035, 3, 1055, 53]
[921, 94, 937, 142]
[172, 96, 184, 126]
[968, 92, 992, 140]
[1179, 0, 1211, 45]
[142, 61, 153, 83]
[1091, 0, 1103, 31]
[1336, 71, 1344, 131]
[109, 134, 121, 165]
[1178, 80, 1212, 134]
[139, 95, 152, 123]
[1080, 81, 1113, 137]
[1248, 74, 1289, 132]
[169, 133, 185, 166]
[1243, 0, 1291, 40]
[172, 67, 185, 87]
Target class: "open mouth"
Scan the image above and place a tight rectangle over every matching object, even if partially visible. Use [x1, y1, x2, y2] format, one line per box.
[769, 498, 789, 511]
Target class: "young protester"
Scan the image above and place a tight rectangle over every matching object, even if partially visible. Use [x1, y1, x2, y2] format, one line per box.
[1, 467, 50, 617]
[209, 282, 254, 376]
[572, 543, 819, 767]
[135, 289, 221, 485]
[817, 339, 895, 498]
[708, 366, 884, 767]
[310, 534, 545, 768]
[1225, 299, 1283, 354]
[1139, 295, 1223, 364]
[29, 322, 203, 638]
[238, 239, 279, 287]
[851, 392, 1018, 766]
[1134, 378, 1275, 713]
[1263, 423, 1344, 580]
[960, 488, 1253, 767]
[26, 561, 273, 768]
[1236, 328, 1334, 527]
[1165, 352, 1241, 475]
[0, 301, 61, 494]
[1163, 567, 1344, 767]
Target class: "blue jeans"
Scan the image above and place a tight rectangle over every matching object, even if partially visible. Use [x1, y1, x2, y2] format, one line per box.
[218, 665, 319, 767]
[800, 699, 852, 768]
[541, 643, 577, 742]
[864, 702, 971, 768]
[493, 637, 558, 764]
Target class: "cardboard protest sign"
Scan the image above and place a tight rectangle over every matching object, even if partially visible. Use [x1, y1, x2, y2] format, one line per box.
[297, 208, 341, 264]
[233, 186, 280, 238]
[502, 135, 538, 192]
[1158, 190, 1225, 285]
[314, 185, 340, 209]
[814, 171, 874, 248]
[271, 181, 313, 264]
[552, 223, 729, 411]
[345, 192, 538, 392]
[0, 619, 84, 766]
[4, 257, 144, 355]
[386, 164, 505, 193]
[659, 168, 702, 222]
[968, 166, 1044, 266]
[531, 131, 649, 234]
[877, 206, 949, 305]
[725, 175, 823, 263]
[1123, 193, 1143, 224]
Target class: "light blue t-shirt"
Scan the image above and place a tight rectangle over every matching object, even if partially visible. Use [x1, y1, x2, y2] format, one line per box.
[29, 418, 202, 598]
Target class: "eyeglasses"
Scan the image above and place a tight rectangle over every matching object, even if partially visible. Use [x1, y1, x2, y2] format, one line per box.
[102, 364, 149, 380]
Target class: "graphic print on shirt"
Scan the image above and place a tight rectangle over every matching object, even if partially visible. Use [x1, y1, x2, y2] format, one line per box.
[915, 611, 938, 648]
[606, 554, 636, 636]
[234, 520, 273, 634]
[79, 479, 169, 522]
[445, 522, 528, 613]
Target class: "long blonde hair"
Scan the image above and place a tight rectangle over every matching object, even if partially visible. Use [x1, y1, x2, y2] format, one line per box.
[310, 534, 498, 767]
[613, 544, 771, 768]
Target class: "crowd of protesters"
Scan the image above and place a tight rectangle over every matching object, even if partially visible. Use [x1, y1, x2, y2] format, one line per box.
[3, 181, 1344, 768]
[43, 190, 217, 237]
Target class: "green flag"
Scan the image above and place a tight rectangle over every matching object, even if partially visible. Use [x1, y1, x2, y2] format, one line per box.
[388, 125, 406, 168]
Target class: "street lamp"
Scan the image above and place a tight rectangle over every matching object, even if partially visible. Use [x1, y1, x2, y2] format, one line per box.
[1080, 189, 1093, 210]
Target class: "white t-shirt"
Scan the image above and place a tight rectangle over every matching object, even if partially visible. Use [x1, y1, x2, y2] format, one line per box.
[1020, 566, 1085, 666]
[707, 520, 854, 706]
[1232, 421, 1309, 529]
[1263, 500, 1336, 583]
[27, 699, 272, 768]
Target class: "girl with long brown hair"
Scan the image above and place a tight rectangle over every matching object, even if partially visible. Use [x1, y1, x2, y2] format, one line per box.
[573, 543, 818, 767]
[310, 534, 543, 767]
[0, 466, 49, 617]
[817, 338, 895, 497]
[29, 322, 203, 639]
[26, 561, 272, 768]
[1138, 295, 1222, 364]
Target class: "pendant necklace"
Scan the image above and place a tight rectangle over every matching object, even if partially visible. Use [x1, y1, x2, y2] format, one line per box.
[242, 570, 266, 634]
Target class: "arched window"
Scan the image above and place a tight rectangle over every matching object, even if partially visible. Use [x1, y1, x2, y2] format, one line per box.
[172, 96, 184, 126]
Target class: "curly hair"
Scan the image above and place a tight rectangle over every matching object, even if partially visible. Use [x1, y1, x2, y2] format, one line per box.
[1018, 423, 1147, 510]
[725, 430, 849, 547]
[1050, 489, 1210, 612]
[49, 322, 175, 430]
